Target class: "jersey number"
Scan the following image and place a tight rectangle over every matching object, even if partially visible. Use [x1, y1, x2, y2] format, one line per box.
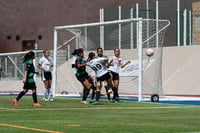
[91, 64, 102, 71]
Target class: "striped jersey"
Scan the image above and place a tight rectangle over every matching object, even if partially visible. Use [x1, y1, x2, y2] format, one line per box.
[25, 60, 35, 83]
[75, 56, 87, 76]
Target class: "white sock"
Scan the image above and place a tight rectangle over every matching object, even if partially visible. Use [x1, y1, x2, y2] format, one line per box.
[43, 89, 48, 99]
[47, 88, 52, 99]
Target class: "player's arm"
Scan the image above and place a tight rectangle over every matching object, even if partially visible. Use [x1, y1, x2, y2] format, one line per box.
[38, 64, 47, 72]
[107, 58, 113, 67]
[76, 58, 87, 68]
[121, 60, 131, 68]
[38, 59, 48, 72]
[23, 70, 27, 83]
[1, 70, 6, 76]
[77, 63, 87, 68]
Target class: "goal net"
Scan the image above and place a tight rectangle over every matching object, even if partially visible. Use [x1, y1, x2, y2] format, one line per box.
[0, 51, 44, 95]
[53, 18, 170, 101]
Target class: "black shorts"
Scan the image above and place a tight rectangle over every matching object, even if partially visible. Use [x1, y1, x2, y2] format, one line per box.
[110, 71, 119, 81]
[96, 72, 111, 82]
[76, 73, 90, 83]
[41, 71, 52, 81]
[23, 82, 36, 90]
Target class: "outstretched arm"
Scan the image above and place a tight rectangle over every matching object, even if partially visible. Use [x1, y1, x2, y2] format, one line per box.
[121, 60, 131, 68]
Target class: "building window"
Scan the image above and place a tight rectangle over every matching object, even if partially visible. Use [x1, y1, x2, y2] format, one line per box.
[196, 15, 200, 30]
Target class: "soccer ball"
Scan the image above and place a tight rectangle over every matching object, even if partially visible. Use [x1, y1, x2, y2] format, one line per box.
[145, 48, 154, 57]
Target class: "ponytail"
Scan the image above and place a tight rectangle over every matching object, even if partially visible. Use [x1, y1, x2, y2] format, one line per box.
[23, 51, 35, 63]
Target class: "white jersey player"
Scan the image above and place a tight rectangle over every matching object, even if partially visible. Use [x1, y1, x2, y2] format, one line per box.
[108, 48, 130, 102]
[87, 52, 113, 105]
[38, 49, 54, 101]
[96, 47, 111, 101]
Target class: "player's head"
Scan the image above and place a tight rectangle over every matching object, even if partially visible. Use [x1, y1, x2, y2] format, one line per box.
[114, 48, 120, 57]
[97, 47, 103, 57]
[43, 49, 50, 58]
[23, 51, 35, 63]
[88, 52, 95, 60]
[76, 48, 84, 57]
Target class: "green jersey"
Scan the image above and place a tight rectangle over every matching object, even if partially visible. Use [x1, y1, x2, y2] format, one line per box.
[25, 60, 35, 83]
[75, 57, 87, 76]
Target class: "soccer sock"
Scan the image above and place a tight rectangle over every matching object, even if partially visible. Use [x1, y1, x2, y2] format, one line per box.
[43, 89, 48, 99]
[32, 92, 37, 103]
[91, 86, 96, 100]
[96, 91, 100, 102]
[116, 88, 119, 97]
[105, 87, 111, 100]
[112, 87, 117, 100]
[47, 88, 52, 99]
[16, 91, 26, 101]
[91, 89, 95, 100]
[82, 88, 89, 101]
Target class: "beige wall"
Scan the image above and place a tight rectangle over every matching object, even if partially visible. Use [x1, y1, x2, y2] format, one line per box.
[162, 46, 200, 96]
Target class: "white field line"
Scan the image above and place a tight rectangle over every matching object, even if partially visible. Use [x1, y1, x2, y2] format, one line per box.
[0, 106, 200, 112]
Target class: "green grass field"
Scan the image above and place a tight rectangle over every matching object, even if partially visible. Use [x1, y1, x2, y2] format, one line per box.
[0, 96, 200, 133]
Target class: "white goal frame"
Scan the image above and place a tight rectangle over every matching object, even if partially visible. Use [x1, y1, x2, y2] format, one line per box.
[53, 18, 170, 102]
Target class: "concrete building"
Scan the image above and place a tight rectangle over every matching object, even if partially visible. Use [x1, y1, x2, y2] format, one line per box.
[0, 0, 199, 53]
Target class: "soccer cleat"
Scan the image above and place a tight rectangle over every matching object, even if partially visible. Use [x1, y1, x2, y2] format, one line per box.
[49, 98, 54, 101]
[12, 99, 18, 106]
[112, 99, 118, 103]
[33, 103, 42, 107]
[81, 101, 89, 104]
[116, 97, 120, 102]
[89, 99, 95, 103]
[43, 97, 49, 101]
[91, 101, 99, 105]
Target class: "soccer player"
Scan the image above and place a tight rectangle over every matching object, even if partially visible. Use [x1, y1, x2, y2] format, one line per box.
[12, 51, 42, 107]
[38, 49, 53, 101]
[109, 48, 130, 102]
[87, 52, 113, 105]
[96, 47, 112, 101]
[73, 48, 92, 104]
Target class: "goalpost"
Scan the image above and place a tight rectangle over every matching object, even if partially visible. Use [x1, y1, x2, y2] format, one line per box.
[53, 18, 170, 102]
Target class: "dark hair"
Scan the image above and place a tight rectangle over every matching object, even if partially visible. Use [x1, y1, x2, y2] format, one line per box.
[72, 48, 84, 56]
[114, 48, 120, 52]
[23, 51, 35, 63]
[71, 49, 78, 56]
[97, 47, 103, 52]
[43, 49, 49, 54]
[88, 52, 95, 60]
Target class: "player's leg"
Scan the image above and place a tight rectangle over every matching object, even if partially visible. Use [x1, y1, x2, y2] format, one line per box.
[81, 79, 91, 104]
[47, 79, 53, 101]
[32, 88, 42, 106]
[113, 79, 120, 102]
[41, 71, 49, 101]
[91, 81, 102, 105]
[12, 89, 28, 106]
[110, 72, 119, 102]
[89, 77, 96, 101]
[104, 80, 113, 101]
[43, 80, 49, 101]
